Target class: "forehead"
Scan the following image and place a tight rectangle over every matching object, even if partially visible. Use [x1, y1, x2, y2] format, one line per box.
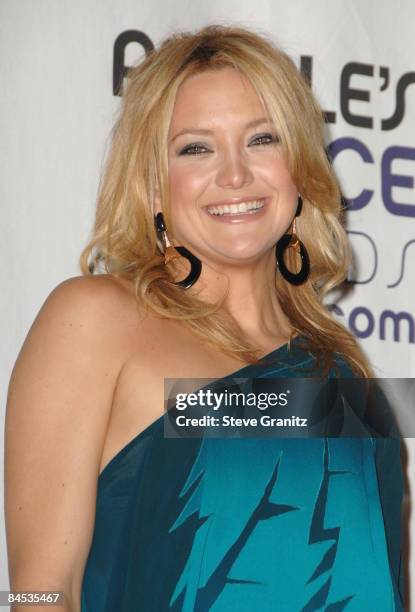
[169, 67, 266, 129]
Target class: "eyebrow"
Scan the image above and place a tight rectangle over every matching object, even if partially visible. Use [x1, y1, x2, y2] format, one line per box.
[170, 117, 272, 142]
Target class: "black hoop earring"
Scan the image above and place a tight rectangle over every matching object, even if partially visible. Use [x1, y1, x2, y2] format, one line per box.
[154, 212, 202, 289]
[275, 195, 310, 286]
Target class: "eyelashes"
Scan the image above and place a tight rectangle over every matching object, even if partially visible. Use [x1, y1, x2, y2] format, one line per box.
[251, 133, 280, 146]
[179, 143, 210, 156]
[178, 132, 280, 156]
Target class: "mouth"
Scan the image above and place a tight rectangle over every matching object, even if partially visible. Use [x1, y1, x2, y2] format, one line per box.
[204, 198, 267, 217]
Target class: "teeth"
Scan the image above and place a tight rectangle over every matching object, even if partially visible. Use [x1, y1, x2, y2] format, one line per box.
[207, 199, 265, 216]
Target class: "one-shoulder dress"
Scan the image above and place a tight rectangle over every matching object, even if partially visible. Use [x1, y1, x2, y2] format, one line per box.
[80, 336, 405, 611]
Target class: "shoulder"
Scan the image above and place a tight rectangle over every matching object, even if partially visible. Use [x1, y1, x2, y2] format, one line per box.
[5, 274, 145, 594]
[39, 274, 145, 333]
[20, 274, 149, 370]
[328, 353, 358, 379]
[283, 337, 359, 379]
[44, 273, 138, 313]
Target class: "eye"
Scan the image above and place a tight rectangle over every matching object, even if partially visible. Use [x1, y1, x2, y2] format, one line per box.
[179, 143, 210, 156]
[249, 132, 280, 146]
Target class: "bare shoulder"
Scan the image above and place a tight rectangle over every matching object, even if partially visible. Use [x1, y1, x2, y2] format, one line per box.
[27, 273, 147, 351]
[4, 273, 147, 603]
[43, 273, 142, 319]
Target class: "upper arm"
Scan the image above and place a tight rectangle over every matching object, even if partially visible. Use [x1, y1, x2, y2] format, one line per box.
[4, 275, 132, 604]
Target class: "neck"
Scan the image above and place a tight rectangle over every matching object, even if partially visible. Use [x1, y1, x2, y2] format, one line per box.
[169, 248, 293, 346]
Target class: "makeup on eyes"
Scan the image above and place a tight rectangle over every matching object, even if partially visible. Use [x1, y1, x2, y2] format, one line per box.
[177, 132, 280, 155]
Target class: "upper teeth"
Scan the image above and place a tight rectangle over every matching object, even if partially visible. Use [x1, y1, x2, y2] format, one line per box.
[207, 199, 265, 215]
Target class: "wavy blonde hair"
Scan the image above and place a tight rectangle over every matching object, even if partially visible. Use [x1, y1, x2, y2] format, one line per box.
[80, 24, 373, 378]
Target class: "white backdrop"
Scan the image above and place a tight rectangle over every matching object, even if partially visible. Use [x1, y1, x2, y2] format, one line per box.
[1, 0, 414, 606]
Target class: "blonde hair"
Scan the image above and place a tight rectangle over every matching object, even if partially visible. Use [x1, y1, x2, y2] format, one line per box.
[79, 24, 373, 378]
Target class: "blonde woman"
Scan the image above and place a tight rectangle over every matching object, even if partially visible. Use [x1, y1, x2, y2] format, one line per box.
[5, 25, 404, 611]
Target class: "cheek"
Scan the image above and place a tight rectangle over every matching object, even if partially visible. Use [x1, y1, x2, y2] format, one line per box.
[167, 164, 208, 240]
[168, 162, 208, 204]
[260, 158, 297, 192]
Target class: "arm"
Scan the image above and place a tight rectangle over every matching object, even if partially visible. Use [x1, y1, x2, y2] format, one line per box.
[4, 276, 131, 611]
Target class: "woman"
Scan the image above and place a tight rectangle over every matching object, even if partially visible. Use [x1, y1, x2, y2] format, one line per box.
[5, 25, 405, 611]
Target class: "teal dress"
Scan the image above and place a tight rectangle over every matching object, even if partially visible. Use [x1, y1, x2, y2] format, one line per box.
[80, 337, 405, 611]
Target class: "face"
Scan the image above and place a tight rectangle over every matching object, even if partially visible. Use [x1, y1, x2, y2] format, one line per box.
[163, 67, 298, 267]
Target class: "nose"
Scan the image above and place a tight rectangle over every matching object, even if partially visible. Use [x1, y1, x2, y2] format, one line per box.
[215, 149, 254, 189]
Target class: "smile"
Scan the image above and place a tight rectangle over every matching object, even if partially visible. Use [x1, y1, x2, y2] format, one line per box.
[206, 199, 266, 216]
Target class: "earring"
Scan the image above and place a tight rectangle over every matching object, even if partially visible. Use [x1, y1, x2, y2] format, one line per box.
[154, 212, 202, 289]
[275, 195, 310, 285]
